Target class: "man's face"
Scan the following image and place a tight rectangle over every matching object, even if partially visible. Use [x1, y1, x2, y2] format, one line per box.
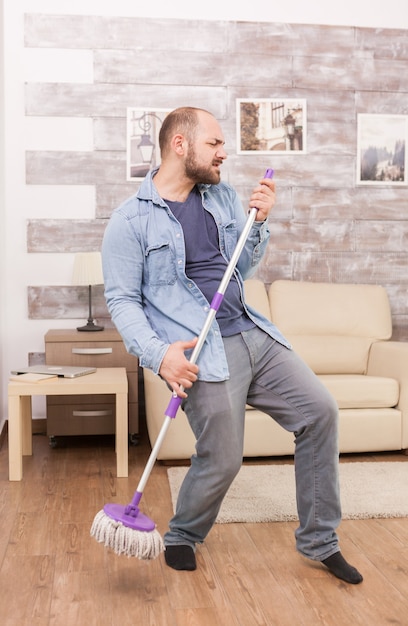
[184, 113, 227, 185]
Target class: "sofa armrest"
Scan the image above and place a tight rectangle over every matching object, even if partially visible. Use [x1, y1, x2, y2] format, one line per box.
[367, 341, 408, 448]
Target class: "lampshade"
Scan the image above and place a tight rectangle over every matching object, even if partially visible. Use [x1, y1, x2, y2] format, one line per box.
[72, 252, 104, 286]
[72, 252, 104, 331]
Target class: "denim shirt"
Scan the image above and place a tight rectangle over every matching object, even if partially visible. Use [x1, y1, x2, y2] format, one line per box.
[102, 168, 290, 381]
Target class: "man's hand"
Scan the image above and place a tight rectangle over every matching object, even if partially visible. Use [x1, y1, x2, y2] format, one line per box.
[159, 338, 199, 398]
[248, 175, 276, 222]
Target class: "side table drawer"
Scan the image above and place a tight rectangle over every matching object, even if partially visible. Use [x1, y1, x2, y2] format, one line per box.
[47, 395, 138, 436]
[47, 402, 115, 436]
[46, 341, 137, 370]
[47, 394, 114, 405]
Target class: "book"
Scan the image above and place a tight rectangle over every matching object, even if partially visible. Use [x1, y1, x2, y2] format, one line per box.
[9, 373, 58, 384]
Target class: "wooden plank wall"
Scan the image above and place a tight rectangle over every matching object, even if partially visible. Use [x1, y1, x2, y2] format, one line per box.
[24, 15, 408, 338]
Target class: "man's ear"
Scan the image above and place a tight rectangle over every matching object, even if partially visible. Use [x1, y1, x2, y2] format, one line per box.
[172, 133, 186, 155]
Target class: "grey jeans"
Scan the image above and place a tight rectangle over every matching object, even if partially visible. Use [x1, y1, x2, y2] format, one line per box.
[164, 326, 341, 561]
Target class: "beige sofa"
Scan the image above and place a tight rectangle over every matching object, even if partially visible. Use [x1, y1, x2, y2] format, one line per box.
[143, 279, 408, 460]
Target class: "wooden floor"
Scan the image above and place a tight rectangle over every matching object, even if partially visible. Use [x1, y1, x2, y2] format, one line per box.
[1, 423, 408, 626]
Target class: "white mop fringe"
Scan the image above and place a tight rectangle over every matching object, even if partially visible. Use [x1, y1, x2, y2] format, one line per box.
[90, 510, 165, 560]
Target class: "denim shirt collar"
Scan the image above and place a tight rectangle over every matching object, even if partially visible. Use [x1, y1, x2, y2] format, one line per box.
[137, 167, 211, 206]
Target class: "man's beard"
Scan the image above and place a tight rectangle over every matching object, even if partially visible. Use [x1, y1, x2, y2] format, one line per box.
[184, 151, 221, 185]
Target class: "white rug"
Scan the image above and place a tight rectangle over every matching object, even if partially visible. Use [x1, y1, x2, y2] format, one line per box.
[167, 462, 408, 523]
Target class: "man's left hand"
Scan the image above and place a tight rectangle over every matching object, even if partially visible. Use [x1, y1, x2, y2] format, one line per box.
[248, 175, 276, 222]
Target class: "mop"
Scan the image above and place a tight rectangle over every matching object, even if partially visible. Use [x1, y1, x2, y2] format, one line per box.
[90, 168, 274, 559]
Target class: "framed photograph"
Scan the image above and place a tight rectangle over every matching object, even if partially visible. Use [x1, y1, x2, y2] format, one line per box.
[236, 98, 307, 155]
[126, 108, 171, 181]
[357, 114, 407, 185]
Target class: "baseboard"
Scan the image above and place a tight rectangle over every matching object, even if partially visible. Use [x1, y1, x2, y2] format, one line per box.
[32, 418, 47, 434]
[0, 418, 47, 448]
[0, 420, 7, 449]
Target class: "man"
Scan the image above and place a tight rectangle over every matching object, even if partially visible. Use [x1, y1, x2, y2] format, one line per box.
[102, 106, 363, 584]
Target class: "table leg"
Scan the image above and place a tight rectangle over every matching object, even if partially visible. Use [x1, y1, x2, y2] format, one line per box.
[115, 392, 128, 477]
[8, 395, 22, 480]
[21, 396, 33, 456]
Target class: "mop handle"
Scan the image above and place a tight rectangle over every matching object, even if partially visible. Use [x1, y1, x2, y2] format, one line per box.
[134, 168, 274, 499]
[168, 166, 274, 394]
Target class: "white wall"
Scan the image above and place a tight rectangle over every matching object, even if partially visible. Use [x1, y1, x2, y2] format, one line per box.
[0, 0, 4, 429]
[13, 0, 408, 28]
[1, 0, 407, 432]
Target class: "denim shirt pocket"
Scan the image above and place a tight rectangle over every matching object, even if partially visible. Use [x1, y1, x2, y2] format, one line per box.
[145, 241, 177, 285]
[221, 219, 238, 258]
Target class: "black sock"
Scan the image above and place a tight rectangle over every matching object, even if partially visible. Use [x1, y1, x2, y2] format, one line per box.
[322, 552, 363, 584]
[165, 545, 197, 571]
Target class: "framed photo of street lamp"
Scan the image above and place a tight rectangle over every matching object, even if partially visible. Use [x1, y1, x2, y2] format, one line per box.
[357, 114, 407, 185]
[236, 98, 307, 155]
[126, 108, 171, 181]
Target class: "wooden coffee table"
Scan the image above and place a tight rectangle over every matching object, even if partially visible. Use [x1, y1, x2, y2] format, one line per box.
[8, 367, 128, 480]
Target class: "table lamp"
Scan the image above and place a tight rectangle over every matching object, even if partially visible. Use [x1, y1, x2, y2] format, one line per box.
[72, 251, 104, 331]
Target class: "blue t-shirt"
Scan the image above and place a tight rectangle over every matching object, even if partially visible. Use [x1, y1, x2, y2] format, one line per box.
[165, 186, 255, 337]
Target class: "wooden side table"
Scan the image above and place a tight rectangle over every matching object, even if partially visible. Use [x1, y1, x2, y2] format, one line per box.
[8, 367, 128, 481]
[45, 329, 139, 443]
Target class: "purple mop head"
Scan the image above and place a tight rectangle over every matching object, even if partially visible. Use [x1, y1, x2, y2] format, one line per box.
[90, 491, 164, 559]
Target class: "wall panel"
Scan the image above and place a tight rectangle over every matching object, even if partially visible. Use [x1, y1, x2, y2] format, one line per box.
[23, 13, 408, 339]
[27, 220, 107, 253]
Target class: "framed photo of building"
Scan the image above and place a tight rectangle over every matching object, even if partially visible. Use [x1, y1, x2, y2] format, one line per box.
[236, 98, 307, 155]
[357, 114, 407, 185]
[126, 108, 171, 181]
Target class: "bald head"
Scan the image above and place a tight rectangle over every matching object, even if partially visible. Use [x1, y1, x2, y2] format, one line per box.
[159, 107, 213, 159]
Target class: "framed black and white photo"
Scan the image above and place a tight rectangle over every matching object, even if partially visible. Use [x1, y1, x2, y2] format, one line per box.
[236, 98, 307, 155]
[357, 114, 407, 185]
[126, 108, 171, 181]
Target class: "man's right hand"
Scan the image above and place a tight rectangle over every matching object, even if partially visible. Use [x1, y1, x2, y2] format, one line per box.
[159, 338, 199, 398]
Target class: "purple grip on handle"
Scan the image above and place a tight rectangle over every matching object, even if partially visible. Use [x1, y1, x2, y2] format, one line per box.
[210, 291, 224, 311]
[265, 168, 274, 179]
[165, 394, 182, 419]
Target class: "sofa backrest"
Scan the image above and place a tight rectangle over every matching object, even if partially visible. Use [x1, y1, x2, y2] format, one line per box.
[268, 280, 393, 375]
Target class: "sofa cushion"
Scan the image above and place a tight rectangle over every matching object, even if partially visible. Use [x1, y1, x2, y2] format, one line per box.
[338, 408, 402, 453]
[289, 336, 375, 375]
[269, 280, 392, 375]
[246, 375, 399, 411]
[243, 279, 272, 321]
[318, 374, 399, 409]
